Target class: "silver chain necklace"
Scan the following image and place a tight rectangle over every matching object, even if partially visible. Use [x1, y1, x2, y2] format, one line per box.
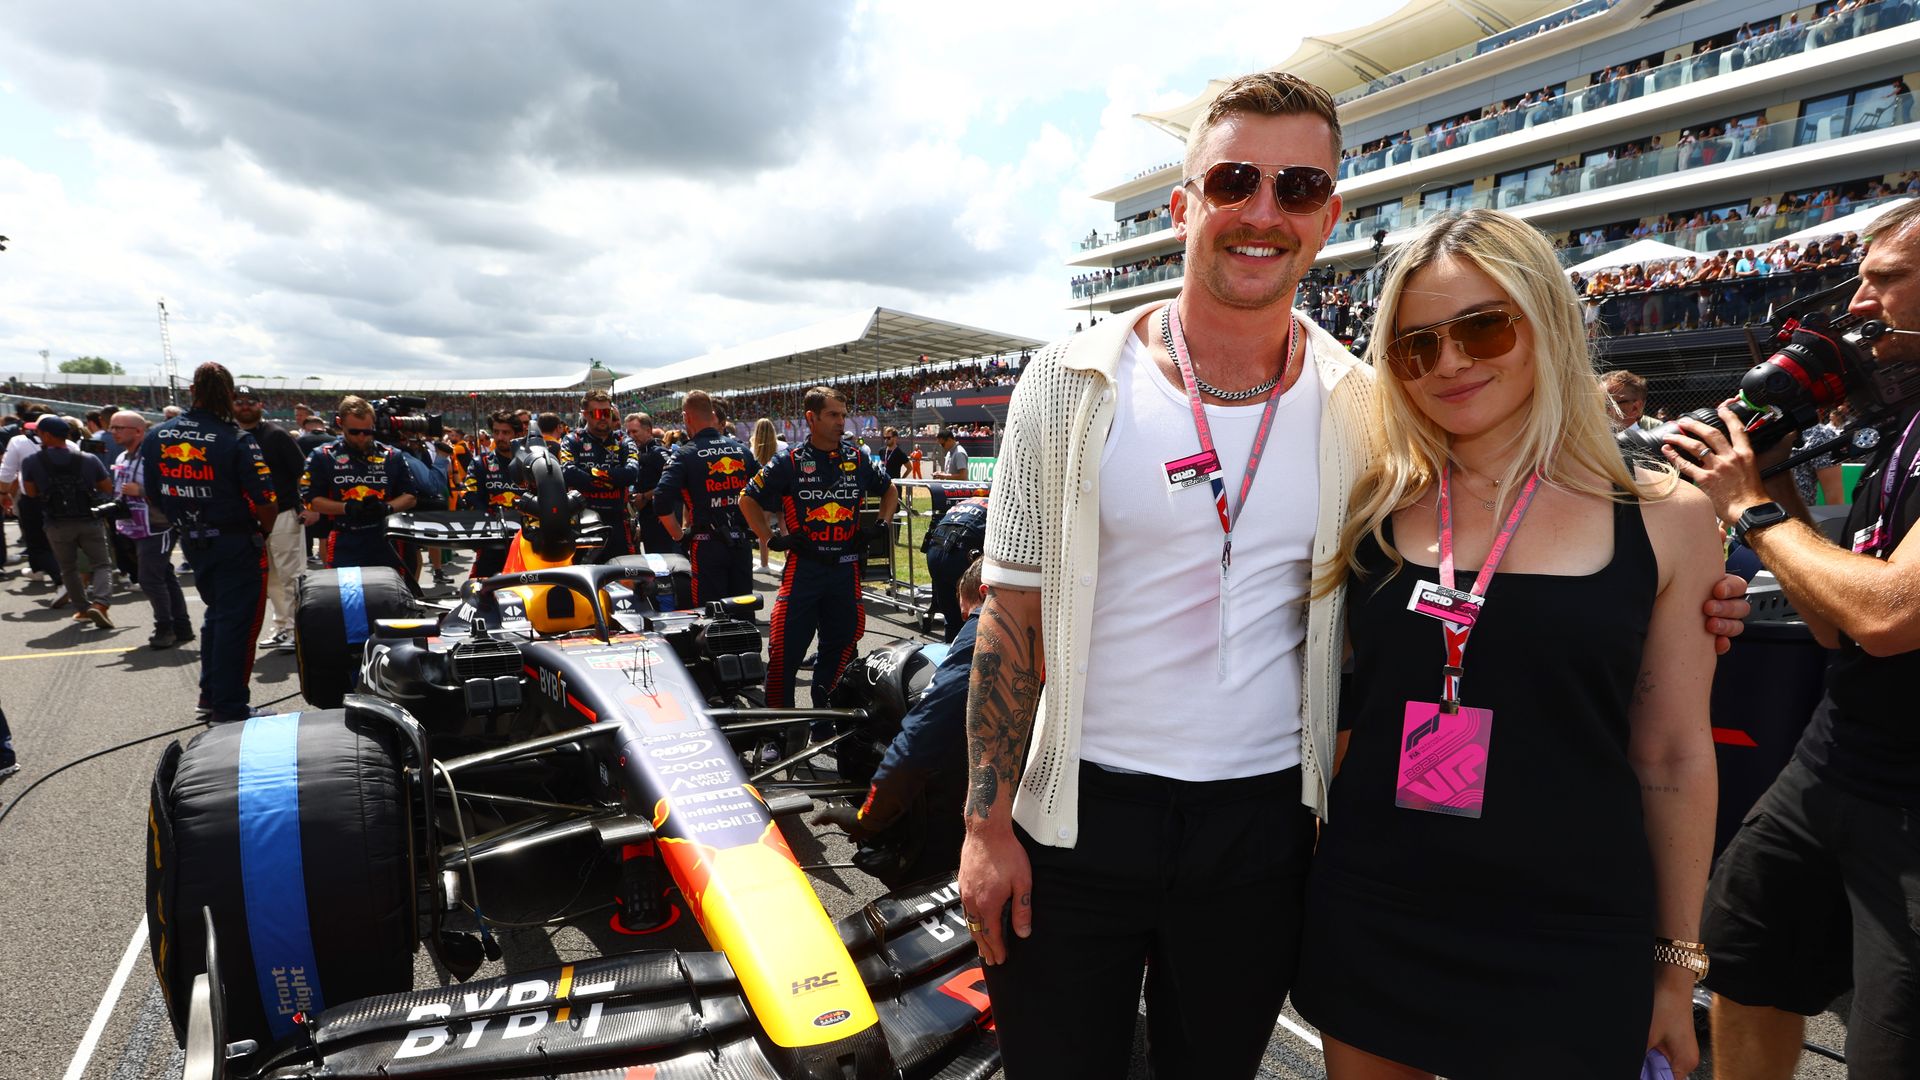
[1162, 308, 1297, 401]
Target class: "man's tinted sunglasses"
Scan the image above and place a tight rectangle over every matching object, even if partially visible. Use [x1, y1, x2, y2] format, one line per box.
[1183, 161, 1334, 216]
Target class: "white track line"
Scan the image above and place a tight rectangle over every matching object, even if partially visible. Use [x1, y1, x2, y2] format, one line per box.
[63, 916, 147, 1080]
[1276, 1012, 1324, 1050]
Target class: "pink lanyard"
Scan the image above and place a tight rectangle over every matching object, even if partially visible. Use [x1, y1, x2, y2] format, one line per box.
[1162, 303, 1294, 570]
[1435, 466, 1542, 711]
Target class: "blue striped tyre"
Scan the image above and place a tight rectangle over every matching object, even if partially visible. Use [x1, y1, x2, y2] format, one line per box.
[146, 707, 412, 1065]
[294, 567, 414, 709]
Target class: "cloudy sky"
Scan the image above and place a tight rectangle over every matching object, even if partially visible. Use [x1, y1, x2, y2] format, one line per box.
[0, 1, 1401, 383]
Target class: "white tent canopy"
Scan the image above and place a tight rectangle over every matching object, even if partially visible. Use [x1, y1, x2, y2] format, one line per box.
[611, 308, 1043, 397]
[1780, 198, 1913, 243]
[1565, 239, 1697, 274]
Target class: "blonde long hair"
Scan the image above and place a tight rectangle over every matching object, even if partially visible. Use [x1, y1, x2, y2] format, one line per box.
[1314, 209, 1670, 597]
[751, 417, 778, 465]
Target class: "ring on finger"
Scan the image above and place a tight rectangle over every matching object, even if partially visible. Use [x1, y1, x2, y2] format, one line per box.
[965, 915, 985, 932]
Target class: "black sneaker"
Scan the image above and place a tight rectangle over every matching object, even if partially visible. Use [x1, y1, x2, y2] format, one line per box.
[149, 627, 178, 650]
[174, 623, 196, 644]
[0, 761, 19, 783]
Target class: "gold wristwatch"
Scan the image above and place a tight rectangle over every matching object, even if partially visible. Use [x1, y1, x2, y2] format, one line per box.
[1654, 937, 1710, 982]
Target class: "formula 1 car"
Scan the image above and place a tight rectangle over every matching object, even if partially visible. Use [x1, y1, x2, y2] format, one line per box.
[145, 449, 994, 1080]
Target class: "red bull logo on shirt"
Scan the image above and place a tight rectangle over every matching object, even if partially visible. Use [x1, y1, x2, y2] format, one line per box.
[803, 503, 856, 525]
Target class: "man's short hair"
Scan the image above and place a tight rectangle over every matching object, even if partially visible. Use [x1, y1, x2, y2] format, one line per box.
[683, 390, 714, 418]
[1185, 71, 1342, 177]
[1600, 370, 1649, 398]
[338, 395, 374, 420]
[625, 411, 650, 426]
[488, 409, 519, 431]
[958, 555, 984, 606]
[294, 402, 311, 413]
[582, 389, 612, 408]
[802, 386, 844, 415]
[1868, 199, 1920, 246]
[537, 412, 562, 435]
[111, 409, 147, 432]
[937, 428, 956, 441]
[884, 426, 898, 438]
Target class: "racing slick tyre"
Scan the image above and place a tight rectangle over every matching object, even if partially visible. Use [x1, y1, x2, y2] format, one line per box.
[295, 566, 415, 708]
[146, 707, 413, 1059]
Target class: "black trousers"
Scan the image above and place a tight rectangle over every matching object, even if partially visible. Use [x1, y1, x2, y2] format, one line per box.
[983, 763, 1315, 1080]
[686, 535, 752, 607]
[17, 495, 58, 576]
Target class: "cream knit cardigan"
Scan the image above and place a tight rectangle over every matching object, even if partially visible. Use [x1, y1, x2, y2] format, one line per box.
[982, 300, 1381, 845]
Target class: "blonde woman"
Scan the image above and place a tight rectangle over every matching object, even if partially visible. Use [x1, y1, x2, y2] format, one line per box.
[1292, 210, 1720, 1079]
[750, 418, 779, 568]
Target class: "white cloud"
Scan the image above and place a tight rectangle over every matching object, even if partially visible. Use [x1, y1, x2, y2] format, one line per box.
[0, 0, 1404, 384]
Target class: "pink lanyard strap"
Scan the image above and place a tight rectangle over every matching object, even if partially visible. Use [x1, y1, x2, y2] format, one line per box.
[1162, 303, 1294, 567]
[1435, 466, 1543, 710]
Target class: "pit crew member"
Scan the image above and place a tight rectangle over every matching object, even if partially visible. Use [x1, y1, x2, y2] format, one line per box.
[300, 395, 416, 580]
[740, 385, 896, 708]
[654, 389, 756, 603]
[467, 410, 522, 580]
[922, 494, 986, 643]
[140, 362, 277, 724]
[561, 389, 640, 561]
[813, 556, 983, 888]
[626, 411, 674, 554]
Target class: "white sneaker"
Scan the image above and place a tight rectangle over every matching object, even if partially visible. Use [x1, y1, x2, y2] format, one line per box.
[258, 629, 293, 650]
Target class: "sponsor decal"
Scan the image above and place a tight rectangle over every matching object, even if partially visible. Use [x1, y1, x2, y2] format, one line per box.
[710, 457, 745, 476]
[791, 972, 839, 995]
[803, 503, 856, 524]
[159, 442, 208, 463]
[646, 738, 714, 762]
[914, 882, 970, 943]
[393, 966, 617, 1060]
[812, 1009, 852, 1028]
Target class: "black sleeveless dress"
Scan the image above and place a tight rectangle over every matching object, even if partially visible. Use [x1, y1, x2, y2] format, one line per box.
[1293, 499, 1659, 1079]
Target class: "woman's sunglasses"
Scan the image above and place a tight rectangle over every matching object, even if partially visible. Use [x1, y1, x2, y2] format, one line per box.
[1182, 161, 1334, 216]
[1383, 310, 1524, 381]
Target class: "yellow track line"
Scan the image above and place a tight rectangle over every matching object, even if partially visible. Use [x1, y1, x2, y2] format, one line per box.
[0, 645, 142, 662]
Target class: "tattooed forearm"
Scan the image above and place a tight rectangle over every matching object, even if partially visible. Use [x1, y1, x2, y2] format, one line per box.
[1631, 671, 1656, 709]
[964, 592, 1046, 822]
[1642, 784, 1681, 795]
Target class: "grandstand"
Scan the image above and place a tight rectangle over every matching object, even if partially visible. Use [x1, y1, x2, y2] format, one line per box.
[4, 307, 1042, 446]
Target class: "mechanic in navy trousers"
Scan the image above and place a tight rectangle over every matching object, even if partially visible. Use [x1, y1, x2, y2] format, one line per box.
[299, 395, 416, 582]
[140, 362, 279, 724]
[922, 494, 987, 643]
[740, 385, 896, 708]
[654, 390, 757, 604]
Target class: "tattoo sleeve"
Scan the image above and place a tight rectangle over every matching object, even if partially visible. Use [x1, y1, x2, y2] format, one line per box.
[964, 591, 1046, 822]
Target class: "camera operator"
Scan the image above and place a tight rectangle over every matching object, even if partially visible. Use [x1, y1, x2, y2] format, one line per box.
[561, 389, 640, 561]
[107, 411, 190, 649]
[141, 362, 278, 724]
[299, 395, 415, 580]
[233, 386, 307, 650]
[1664, 200, 1920, 1078]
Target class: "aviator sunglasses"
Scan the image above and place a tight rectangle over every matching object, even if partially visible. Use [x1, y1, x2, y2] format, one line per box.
[1383, 310, 1525, 381]
[1183, 161, 1335, 216]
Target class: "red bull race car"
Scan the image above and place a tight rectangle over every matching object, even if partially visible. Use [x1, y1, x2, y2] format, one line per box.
[144, 448, 990, 1080]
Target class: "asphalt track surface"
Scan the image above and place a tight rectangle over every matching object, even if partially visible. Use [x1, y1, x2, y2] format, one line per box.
[0, 523, 1852, 1080]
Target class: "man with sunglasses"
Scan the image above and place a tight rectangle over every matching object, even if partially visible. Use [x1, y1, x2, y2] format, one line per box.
[560, 389, 641, 562]
[466, 409, 524, 581]
[299, 395, 416, 581]
[960, 72, 1755, 1079]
